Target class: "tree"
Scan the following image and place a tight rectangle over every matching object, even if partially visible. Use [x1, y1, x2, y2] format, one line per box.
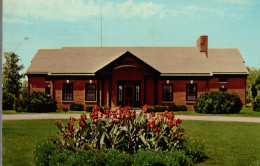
[251, 84, 257, 98]
[3, 52, 24, 98]
[246, 67, 260, 102]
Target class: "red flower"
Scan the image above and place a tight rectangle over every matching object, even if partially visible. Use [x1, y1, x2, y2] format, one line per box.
[78, 119, 87, 128]
[70, 117, 76, 122]
[112, 118, 120, 124]
[155, 127, 160, 133]
[93, 105, 100, 112]
[142, 104, 148, 113]
[90, 111, 99, 119]
[168, 112, 175, 121]
[175, 118, 182, 125]
[54, 120, 62, 128]
[67, 121, 73, 129]
[130, 139, 135, 145]
[149, 112, 155, 119]
[167, 120, 176, 128]
[80, 113, 87, 120]
[147, 120, 156, 129]
[92, 119, 98, 125]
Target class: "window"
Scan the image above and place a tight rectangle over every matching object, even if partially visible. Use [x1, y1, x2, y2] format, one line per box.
[219, 78, 228, 83]
[136, 86, 140, 101]
[118, 86, 123, 102]
[219, 88, 227, 92]
[62, 84, 73, 101]
[85, 84, 96, 101]
[45, 87, 50, 95]
[186, 84, 197, 101]
[162, 84, 173, 102]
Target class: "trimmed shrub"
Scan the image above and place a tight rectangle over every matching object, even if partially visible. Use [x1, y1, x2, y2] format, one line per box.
[86, 105, 94, 112]
[147, 105, 168, 113]
[14, 91, 57, 113]
[252, 95, 260, 112]
[173, 105, 188, 111]
[34, 140, 206, 166]
[100, 105, 110, 113]
[2, 90, 15, 110]
[194, 91, 243, 114]
[70, 103, 84, 111]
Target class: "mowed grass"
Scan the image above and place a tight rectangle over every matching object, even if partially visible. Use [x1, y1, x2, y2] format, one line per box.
[2, 120, 260, 166]
[174, 107, 260, 117]
[3, 107, 260, 117]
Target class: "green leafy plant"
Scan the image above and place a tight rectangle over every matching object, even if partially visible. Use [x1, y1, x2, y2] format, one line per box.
[2, 90, 15, 110]
[194, 91, 243, 114]
[54, 105, 185, 153]
[252, 95, 260, 112]
[70, 103, 84, 111]
[14, 91, 57, 113]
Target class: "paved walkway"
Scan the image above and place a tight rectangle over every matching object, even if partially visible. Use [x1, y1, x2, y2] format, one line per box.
[2, 114, 260, 123]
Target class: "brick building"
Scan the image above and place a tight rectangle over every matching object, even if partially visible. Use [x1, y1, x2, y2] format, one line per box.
[26, 35, 248, 110]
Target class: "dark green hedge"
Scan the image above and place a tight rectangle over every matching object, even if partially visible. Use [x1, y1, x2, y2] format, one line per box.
[86, 105, 110, 112]
[2, 90, 15, 110]
[194, 91, 243, 114]
[70, 103, 84, 111]
[173, 105, 188, 111]
[34, 139, 207, 166]
[14, 91, 57, 113]
[252, 95, 260, 112]
[147, 105, 169, 113]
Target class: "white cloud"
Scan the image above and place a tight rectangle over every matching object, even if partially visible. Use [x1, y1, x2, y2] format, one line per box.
[214, 0, 250, 4]
[3, 0, 164, 22]
[3, 0, 243, 23]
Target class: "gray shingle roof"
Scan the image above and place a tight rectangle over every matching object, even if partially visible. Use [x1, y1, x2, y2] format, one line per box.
[26, 47, 248, 76]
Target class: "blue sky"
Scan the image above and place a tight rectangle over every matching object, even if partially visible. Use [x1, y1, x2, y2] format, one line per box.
[3, 0, 260, 74]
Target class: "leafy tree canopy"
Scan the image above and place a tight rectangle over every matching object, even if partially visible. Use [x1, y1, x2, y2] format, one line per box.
[3, 52, 24, 98]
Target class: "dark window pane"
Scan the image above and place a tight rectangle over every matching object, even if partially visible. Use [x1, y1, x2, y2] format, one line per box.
[45, 87, 50, 95]
[162, 84, 173, 102]
[219, 78, 228, 83]
[219, 88, 227, 92]
[62, 84, 73, 101]
[186, 84, 197, 101]
[86, 84, 96, 101]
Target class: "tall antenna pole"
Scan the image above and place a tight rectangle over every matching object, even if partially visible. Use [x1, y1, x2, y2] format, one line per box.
[100, 0, 102, 47]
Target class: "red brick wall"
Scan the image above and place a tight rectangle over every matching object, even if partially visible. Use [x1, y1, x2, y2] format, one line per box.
[28, 75, 246, 110]
[111, 67, 145, 108]
[28, 76, 50, 93]
[208, 77, 246, 105]
[54, 79, 97, 109]
[158, 79, 208, 110]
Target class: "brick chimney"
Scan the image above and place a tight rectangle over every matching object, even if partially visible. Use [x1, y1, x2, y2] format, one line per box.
[197, 35, 208, 57]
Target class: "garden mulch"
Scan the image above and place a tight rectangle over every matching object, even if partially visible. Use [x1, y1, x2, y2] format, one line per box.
[2, 112, 260, 123]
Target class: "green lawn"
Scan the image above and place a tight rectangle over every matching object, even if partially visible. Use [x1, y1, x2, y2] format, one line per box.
[2, 110, 85, 114]
[3, 107, 260, 117]
[174, 107, 260, 117]
[2, 119, 260, 166]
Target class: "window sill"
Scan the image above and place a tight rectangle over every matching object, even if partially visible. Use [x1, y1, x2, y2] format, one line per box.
[186, 101, 196, 103]
[219, 82, 228, 83]
[62, 100, 73, 103]
[85, 101, 97, 103]
[162, 101, 174, 103]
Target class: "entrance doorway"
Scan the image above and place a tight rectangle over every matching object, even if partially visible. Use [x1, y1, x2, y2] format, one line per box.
[117, 80, 141, 107]
[124, 85, 134, 107]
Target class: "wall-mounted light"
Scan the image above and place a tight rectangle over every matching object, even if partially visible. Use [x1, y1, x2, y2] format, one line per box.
[167, 80, 169, 84]
[191, 80, 193, 84]
[66, 80, 69, 83]
[90, 80, 92, 84]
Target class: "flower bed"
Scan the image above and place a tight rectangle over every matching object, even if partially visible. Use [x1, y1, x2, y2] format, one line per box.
[34, 105, 207, 165]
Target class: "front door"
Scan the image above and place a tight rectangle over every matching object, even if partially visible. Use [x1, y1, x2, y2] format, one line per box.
[117, 80, 141, 107]
[124, 85, 134, 107]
